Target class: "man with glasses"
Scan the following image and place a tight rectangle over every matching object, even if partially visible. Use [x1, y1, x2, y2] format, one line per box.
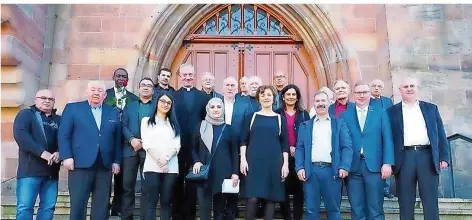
[172, 63, 211, 220]
[341, 81, 394, 220]
[13, 89, 62, 220]
[154, 67, 176, 97]
[273, 72, 287, 110]
[120, 78, 156, 220]
[370, 79, 395, 199]
[104, 68, 138, 217]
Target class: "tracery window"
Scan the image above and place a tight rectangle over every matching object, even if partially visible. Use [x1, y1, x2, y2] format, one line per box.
[194, 4, 291, 36]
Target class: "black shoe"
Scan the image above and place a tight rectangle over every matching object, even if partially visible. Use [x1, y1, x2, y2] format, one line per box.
[384, 193, 394, 199]
[110, 210, 121, 217]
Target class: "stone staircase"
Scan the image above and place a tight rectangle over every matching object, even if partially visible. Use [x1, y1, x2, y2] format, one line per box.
[2, 192, 472, 220]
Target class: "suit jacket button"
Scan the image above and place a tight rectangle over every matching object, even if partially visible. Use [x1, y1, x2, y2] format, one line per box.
[99, 133, 101, 136]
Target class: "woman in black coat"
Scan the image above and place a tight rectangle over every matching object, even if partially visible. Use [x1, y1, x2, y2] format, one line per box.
[191, 98, 240, 220]
[275, 84, 310, 220]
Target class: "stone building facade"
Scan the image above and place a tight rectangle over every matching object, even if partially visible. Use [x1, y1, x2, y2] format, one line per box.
[1, 4, 471, 194]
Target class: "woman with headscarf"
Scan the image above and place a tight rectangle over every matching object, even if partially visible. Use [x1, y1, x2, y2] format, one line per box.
[191, 98, 240, 220]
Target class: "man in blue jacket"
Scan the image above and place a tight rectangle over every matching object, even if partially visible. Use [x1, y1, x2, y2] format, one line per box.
[120, 77, 156, 220]
[13, 89, 61, 220]
[59, 80, 121, 220]
[295, 91, 353, 220]
[387, 77, 450, 220]
[341, 81, 394, 220]
[370, 79, 395, 198]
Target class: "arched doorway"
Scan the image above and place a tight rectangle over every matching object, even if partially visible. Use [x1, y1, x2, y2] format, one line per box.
[170, 4, 319, 107]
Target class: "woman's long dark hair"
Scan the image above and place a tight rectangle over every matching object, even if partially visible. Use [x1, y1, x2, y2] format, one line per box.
[278, 84, 305, 112]
[147, 91, 180, 137]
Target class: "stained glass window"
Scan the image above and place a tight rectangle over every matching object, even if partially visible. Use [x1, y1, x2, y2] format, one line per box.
[193, 4, 291, 36]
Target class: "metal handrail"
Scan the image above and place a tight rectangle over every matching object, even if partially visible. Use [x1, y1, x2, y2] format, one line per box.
[447, 133, 472, 198]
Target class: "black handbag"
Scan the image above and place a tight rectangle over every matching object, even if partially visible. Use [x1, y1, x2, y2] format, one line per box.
[186, 125, 226, 181]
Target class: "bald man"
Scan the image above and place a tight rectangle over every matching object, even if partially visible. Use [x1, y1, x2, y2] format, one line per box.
[14, 89, 62, 220]
[235, 76, 249, 100]
[328, 80, 355, 118]
[59, 81, 121, 220]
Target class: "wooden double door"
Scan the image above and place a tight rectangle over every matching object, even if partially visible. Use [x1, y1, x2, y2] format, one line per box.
[171, 42, 318, 107]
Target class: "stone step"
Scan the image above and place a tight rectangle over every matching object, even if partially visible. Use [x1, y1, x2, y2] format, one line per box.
[2, 194, 472, 220]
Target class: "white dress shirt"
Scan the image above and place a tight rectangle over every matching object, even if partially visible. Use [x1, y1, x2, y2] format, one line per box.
[311, 115, 332, 163]
[402, 100, 430, 146]
[224, 98, 235, 125]
[141, 116, 181, 174]
[356, 105, 368, 154]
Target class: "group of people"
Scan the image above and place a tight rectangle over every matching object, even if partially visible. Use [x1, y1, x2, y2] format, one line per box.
[13, 63, 451, 220]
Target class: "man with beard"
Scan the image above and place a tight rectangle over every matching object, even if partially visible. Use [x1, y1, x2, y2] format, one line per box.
[370, 79, 395, 199]
[273, 72, 287, 110]
[201, 72, 224, 99]
[387, 77, 450, 220]
[120, 78, 156, 220]
[104, 68, 138, 216]
[59, 81, 121, 220]
[341, 81, 394, 220]
[154, 67, 176, 96]
[328, 79, 355, 118]
[295, 91, 352, 220]
[14, 89, 62, 220]
[235, 76, 249, 100]
[172, 63, 211, 220]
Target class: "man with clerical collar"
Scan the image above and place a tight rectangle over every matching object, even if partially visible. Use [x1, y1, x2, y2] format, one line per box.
[200, 72, 224, 100]
[273, 72, 287, 110]
[105, 68, 138, 112]
[172, 63, 211, 220]
[328, 79, 354, 118]
[154, 67, 176, 96]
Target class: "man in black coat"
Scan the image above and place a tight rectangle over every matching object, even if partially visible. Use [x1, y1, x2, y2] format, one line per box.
[172, 63, 211, 220]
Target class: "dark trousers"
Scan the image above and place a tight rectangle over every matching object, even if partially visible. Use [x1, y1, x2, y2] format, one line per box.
[68, 160, 112, 220]
[346, 160, 385, 220]
[304, 164, 342, 220]
[143, 172, 177, 220]
[197, 187, 238, 220]
[280, 169, 304, 220]
[396, 149, 439, 220]
[121, 151, 147, 220]
[172, 152, 197, 220]
[110, 172, 123, 214]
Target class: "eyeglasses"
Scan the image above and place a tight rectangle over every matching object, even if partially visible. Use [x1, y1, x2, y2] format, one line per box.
[353, 91, 370, 96]
[158, 99, 172, 106]
[36, 96, 55, 102]
[140, 83, 154, 88]
[274, 75, 285, 79]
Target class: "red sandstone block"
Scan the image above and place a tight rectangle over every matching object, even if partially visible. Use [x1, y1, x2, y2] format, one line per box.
[72, 4, 120, 17]
[73, 17, 101, 32]
[113, 32, 136, 48]
[357, 51, 378, 67]
[1, 123, 14, 142]
[33, 5, 47, 31]
[352, 4, 377, 18]
[102, 17, 126, 32]
[463, 5, 472, 20]
[342, 18, 376, 33]
[67, 48, 90, 64]
[444, 5, 464, 20]
[68, 32, 114, 48]
[67, 64, 100, 80]
[119, 4, 139, 17]
[386, 5, 412, 21]
[360, 66, 379, 81]
[137, 4, 160, 18]
[429, 55, 461, 71]
[125, 17, 144, 32]
[101, 65, 123, 80]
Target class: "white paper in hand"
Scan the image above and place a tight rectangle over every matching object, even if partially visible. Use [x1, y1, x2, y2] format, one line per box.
[222, 179, 239, 194]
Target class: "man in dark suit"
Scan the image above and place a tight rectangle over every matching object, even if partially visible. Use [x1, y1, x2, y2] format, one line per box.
[201, 72, 224, 100]
[154, 67, 176, 97]
[235, 76, 249, 100]
[370, 79, 395, 198]
[120, 77, 155, 220]
[295, 91, 353, 220]
[341, 81, 394, 220]
[104, 68, 138, 216]
[59, 80, 122, 220]
[387, 77, 450, 220]
[328, 79, 355, 118]
[172, 63, 211, 220]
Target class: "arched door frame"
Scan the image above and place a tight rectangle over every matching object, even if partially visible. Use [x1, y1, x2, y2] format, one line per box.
[131, 4, 351, 93]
